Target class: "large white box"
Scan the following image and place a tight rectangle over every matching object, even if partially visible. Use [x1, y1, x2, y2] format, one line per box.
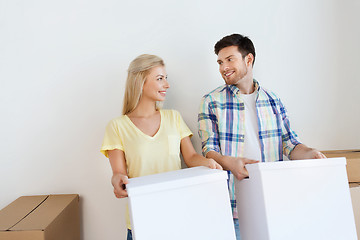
[127, 167, 236, 240]
[235, 158, 357, 240]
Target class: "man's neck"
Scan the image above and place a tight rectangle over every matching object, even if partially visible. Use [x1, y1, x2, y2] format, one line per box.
[236, 75, 255, 94]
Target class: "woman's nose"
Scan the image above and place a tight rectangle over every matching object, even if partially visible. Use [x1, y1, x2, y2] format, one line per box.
[164, 79, 170, 88]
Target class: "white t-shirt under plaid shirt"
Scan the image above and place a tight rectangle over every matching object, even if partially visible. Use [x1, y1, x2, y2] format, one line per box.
[198, 80, 301, 218]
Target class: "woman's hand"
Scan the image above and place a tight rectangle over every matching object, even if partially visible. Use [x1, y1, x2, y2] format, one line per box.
[206, 158, 223, 170]
[111, 173, 129, 198]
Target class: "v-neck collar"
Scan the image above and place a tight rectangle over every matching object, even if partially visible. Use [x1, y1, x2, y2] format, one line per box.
[125, 110, 163, 139]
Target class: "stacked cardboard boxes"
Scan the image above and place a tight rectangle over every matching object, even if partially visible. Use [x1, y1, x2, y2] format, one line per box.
[322, 150, 360, 239]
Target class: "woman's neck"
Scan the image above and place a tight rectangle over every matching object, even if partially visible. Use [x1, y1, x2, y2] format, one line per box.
[128, 98, 158, 118]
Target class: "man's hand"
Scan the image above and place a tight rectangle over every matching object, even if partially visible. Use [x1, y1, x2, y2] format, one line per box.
[312, 150, 327, 159]
[205, 151, 259, 180]
[290, 144, 327, 160]
[111, 173, 129, 198]
[226, 156, 259, 180]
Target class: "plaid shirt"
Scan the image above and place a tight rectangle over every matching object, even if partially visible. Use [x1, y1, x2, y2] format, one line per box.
[198, 80, 301, 217]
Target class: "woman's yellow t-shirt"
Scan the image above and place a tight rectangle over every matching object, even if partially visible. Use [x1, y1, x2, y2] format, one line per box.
[100, 109, 193, 229]
[101, 109, 192, 178]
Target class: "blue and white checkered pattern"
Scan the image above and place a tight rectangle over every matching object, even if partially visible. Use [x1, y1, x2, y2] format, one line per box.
[198, 80, 301, 217]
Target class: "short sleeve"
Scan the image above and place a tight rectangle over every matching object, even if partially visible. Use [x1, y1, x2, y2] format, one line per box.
[100, 119, 124, 158]
[175, 111, 193, 139]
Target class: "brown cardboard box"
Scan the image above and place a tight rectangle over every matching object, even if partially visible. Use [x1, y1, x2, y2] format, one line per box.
[350, 183, 360, 240]
[322, 150, 360, 182]
[0, 194, 80, 240]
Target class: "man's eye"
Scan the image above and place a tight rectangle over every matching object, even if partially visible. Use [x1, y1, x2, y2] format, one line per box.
[157, 77, 163, 81]
[228, 58, 232, 61]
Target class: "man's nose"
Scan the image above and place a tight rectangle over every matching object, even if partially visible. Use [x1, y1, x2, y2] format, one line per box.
[221, 64, 229, 72]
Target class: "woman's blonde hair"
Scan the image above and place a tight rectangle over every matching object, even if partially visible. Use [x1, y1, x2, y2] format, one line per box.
[122, 54, 165, 115]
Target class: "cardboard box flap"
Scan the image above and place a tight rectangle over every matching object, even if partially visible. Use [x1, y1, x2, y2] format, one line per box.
[323, 149, 360, 182]
[10, 194, 78, 231]
[350, 183, 360, 188]
[323, 149, 360, 159]
[0, 195, 48, 231]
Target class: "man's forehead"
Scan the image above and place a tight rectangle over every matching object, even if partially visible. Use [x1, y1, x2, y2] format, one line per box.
[217, 46, 242, 59]
[217, 55, 232, 62]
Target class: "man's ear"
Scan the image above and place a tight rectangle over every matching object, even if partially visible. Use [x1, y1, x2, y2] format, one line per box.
[246, 53, 254, 67]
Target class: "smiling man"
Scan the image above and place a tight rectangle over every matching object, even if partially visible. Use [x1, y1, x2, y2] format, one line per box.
[198, 33, 326, 239]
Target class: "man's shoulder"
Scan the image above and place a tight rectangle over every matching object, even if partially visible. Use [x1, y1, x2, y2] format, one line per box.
[202, 85, 228, 99]
[259, 86, 281, 100]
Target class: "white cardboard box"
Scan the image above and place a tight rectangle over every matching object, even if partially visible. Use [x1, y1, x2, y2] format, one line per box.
[235, 158, 357, 240]
[126, 167, 236, 240]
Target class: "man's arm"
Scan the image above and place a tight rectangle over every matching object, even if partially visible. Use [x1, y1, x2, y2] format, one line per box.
[198, 95, 258, 180]
[289, 144, 326, 160]
[206, 150, 258, 180]
[273, 95, 325, 160]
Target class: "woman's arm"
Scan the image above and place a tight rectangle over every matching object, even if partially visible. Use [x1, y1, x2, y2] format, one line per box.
[108, 149, 129, 198]
[180, 136, 222, 169]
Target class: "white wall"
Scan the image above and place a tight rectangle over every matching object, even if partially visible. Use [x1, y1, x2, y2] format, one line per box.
[1, 0, 359, 239]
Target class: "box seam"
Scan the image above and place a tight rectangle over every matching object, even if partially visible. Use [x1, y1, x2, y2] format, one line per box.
[7, 195, 49, 231]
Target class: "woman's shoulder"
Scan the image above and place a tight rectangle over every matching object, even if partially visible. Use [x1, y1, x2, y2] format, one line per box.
[160, 109, 181, 118]
[107, 115, 128, 127]
[161, 109, 185, 123]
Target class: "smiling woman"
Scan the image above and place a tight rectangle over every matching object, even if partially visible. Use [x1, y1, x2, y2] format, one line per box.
[100, 54, 222, 240]
[122, 54, 166, 115]
[141, 66, 169, 104]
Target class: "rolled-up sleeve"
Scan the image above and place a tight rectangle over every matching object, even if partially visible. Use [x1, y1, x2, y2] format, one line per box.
[278, 99, 301, 157]
[198, 96, 220, 156]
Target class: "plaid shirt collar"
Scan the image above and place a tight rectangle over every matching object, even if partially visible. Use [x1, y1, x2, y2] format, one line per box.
[225, 79, 261, 97]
